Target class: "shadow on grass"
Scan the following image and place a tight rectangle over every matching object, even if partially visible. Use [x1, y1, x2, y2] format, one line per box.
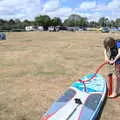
[21, 118, 28, 120]
[20, 116, 29, 120]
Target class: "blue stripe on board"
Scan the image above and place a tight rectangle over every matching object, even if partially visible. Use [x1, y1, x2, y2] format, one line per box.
[45, 102, 66, 116]
[45, 89, 76, 116]
[72, 82, 84, 91]
[72, 74, 106, 93]
[79, 94, 102, 120]
[72, 82, 97, 92]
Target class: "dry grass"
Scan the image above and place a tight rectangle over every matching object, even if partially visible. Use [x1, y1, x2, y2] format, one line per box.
[0, 31, 120, 120]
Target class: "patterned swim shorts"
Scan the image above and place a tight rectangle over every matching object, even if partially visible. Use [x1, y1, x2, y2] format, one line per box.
[115, 63, 120, 80]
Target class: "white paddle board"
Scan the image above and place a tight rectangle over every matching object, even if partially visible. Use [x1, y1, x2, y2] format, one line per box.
[41, 73, 107, 120]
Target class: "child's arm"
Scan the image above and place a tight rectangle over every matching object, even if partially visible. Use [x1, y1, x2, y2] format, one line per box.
[104, 49, 110, 63]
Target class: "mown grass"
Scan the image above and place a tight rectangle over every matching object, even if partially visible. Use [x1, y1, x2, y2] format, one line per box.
[0, 31, 120, 120]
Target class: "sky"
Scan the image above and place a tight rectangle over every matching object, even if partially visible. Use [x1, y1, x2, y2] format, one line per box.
[0, 0, 120, 21]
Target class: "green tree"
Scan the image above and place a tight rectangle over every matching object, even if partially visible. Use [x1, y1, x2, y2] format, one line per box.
[51, 17, 62, 26]
[63, 19, 69, 26]
[9, 19, 15, 25]
[35, 15, 51, 30]
[14, 19, 22, 29]
[64, 14, 88, 27]
[23, 19, 32, 26]
[79, 17, 88, 27]
[115, 18, 120, 27]
[88, 21, 98, 27]
[68, 14, 81, 26]
[64, 19, 75, 26]
[98, 17, 109, 27]
[109, 20, 115, 27]
[0, 19, 6, 25]
[35, 15, 43, 26]
[0, 19, 9, 31]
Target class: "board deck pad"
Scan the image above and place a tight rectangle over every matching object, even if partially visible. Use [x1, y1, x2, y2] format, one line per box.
[41, 74, 107, 120]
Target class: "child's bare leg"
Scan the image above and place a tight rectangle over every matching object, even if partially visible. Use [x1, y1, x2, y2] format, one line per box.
[118, 79, 120, 95]
[109, 64, 120, 97]
[116, 73, 120, 96]
[114, 64, 120, 96]
[110, 74, 118, 97]
[107, 74, 112, 96]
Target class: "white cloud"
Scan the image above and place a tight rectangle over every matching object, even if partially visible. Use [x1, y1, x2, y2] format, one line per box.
[78, 0, 120, 12]
[0, 0, 73, 21]
[107, 0, 120, 10]
[41, 7, 73, 21]
[74, 12, 104, 22]
[0, 0, 41, 20]
[43, 0, 60, 11]
[92, 0, 120, 12]
[76, 0, 120, 21]
[0, 0, 120, 21]
[80, 1, 96, 10]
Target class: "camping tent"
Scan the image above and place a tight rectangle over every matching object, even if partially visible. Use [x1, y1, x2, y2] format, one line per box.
[0, 33, 6, 40]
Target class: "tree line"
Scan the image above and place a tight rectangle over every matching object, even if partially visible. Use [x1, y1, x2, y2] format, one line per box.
[0, 14, 120, 31]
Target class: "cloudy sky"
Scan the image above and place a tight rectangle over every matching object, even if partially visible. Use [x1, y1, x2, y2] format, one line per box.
[0, 0, 120, 21]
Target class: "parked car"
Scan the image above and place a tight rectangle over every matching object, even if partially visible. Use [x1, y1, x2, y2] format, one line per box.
[25, 26, 36, 31]
[66, 27, 73, 31]
[82, 27, 87, 31]
[72, 27, 80, 32]
[37, 26, 44, 31]
[48, 26, 56, 32]
[110, 27, 118, 32]
[55, 26, 67, 32]
[118, 27, 120, 31]
[101, 27, 110, 33]
[79, 28, 83, 31]
[0, 33, 6, 40]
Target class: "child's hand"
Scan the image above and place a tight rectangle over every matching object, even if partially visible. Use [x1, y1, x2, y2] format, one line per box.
[109, 60, 115, 65]
[104, 59, 110, 63]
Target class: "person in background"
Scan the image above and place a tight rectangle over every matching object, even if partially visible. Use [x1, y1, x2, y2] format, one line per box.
[104, 37, 120, 98]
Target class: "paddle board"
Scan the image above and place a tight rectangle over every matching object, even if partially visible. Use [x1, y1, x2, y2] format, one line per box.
[41, 73, 107, 120]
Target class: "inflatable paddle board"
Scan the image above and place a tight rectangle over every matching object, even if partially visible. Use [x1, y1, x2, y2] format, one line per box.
[41, 73, 107, 120]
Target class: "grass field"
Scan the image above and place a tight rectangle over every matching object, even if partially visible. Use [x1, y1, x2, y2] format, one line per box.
[0, 31, 120, 120]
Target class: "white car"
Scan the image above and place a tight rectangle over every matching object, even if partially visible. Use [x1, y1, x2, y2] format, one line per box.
[48, 26, 55, 32]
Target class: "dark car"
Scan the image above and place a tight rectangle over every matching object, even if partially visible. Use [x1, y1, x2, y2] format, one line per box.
[55, 26, 67, 32]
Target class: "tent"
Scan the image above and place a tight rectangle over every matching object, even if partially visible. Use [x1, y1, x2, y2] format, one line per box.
[0, 33, 6, 40]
